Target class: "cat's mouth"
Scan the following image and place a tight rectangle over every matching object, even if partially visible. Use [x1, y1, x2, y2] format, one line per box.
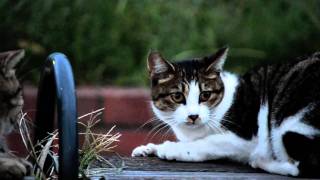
[184, 115, 202, 125]
[183, 120, 204, 128]
[183, 124, 206, 130]
[186, 119, 197, 125]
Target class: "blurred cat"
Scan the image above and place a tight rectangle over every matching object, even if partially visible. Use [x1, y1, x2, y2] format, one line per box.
[0, 50, 31, 179]
[133, 47, 320, 177]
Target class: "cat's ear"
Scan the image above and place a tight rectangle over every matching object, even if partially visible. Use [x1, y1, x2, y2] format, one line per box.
[0, 49, 24, 76]
[204, 47, 228, 72]
[147, 51, 175, 76]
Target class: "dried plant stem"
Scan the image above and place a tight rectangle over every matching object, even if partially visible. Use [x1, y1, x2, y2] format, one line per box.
[18, 108, 121, 179]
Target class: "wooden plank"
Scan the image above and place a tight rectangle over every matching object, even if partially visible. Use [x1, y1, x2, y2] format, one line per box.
[88, 156, 307, 180]
[103, 156, 259, 173]
[91, 171, 296, 180]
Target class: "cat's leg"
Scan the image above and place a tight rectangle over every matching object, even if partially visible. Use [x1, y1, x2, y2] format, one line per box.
[267, 109, 320, 177]
[249, 143, 299, 177]
[248, 102, 300, 176]
[248, 103, 299, 176]
[246, 135, 300, 177]
[0, 153, 32, 180]
[132, 132, 254, 162]
[251, 107, 320, 177]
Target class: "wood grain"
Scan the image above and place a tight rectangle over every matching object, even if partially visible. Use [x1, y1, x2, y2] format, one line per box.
[88, 156, 302, 180]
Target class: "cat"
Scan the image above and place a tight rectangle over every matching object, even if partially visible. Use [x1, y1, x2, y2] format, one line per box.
[0, 50, 31, 179]
[132, 47, 320, 177]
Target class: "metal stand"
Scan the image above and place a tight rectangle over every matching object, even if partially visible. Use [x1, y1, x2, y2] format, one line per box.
[34, 53, 78, 179]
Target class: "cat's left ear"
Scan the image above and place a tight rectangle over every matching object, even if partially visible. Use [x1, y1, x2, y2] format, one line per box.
[0, 49, 25, 76]
[204, 47, 228, 72]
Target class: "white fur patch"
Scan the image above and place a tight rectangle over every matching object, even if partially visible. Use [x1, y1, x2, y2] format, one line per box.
[213, 72, 239, 123]
[250, 102, 271, 161]
[185, 81, 200, 116]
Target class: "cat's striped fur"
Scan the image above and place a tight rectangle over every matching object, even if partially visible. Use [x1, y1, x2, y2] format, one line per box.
[0, 50, 31, 179]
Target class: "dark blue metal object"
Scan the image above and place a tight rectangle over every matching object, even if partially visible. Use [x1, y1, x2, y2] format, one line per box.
[34, 53, 78, 179]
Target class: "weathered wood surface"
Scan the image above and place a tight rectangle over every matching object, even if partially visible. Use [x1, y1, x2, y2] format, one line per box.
[88, 156, 310, 180]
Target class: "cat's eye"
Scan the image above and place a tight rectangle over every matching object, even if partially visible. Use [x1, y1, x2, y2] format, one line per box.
[200, 91, 212, 102]
[170, 92, 185, 104]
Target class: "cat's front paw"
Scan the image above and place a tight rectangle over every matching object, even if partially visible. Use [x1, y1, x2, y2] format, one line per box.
[131, 143, 157, 157]
[156, 141, 179, 160]
[155, 141, 204, 162]
[0, 156, 32, 180]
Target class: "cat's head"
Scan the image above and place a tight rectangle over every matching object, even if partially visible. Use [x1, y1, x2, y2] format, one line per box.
[0, 50, 24, 134]
[148, 47, 230, 140]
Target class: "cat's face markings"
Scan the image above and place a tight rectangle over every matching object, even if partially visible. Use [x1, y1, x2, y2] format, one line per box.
[149, 48, 228, 128]
[175, 80, 209, 125]
[199, 75, 224, 107]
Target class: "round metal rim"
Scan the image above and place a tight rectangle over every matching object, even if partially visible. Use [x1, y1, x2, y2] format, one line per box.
[34, 52, 78, 179]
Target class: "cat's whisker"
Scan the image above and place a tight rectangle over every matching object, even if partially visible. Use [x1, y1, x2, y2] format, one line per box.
[207, 119, 225, 134]
[146, 123, 166, 139]
[146, 122, 165, 136]
[134, 117, 160, 132]
[207, 122, 219, 133]
[212, 112, 239, 130]
[221, 118, 239, 127]
[149, 123, 171, 141]
[161, 127, 174, 141]
[146, 118, 173, 138]
[219, 121, 230, 130]
[206, 119, 216, 130]
[159, 126, 172, 141]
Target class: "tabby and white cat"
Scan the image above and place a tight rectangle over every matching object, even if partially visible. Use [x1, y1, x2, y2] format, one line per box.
[0, 50, 31, 179]
[132, 47, 320, 177]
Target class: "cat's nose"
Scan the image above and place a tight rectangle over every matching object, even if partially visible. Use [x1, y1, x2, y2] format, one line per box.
[188, 115, 199, 121]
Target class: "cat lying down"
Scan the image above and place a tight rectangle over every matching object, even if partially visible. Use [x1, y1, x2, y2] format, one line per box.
[132, 47, 320, 177]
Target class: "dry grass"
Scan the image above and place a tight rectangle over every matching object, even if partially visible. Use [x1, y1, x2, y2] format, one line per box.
[78, 108, 121, 177]
[18, 108, 121, 179]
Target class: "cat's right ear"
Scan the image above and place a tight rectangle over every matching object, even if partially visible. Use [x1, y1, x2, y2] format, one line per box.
[147, 51, 175, 77]
[205, 47, 228, 72]
[0, 49, 24, 76]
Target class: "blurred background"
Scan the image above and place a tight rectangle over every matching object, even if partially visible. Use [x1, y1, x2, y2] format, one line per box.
[2, 0, 320, 156]
[2, 0, 320, 86]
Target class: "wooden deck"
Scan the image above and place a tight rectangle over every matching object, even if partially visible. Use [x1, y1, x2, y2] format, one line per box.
[88, 156, 305, 180]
